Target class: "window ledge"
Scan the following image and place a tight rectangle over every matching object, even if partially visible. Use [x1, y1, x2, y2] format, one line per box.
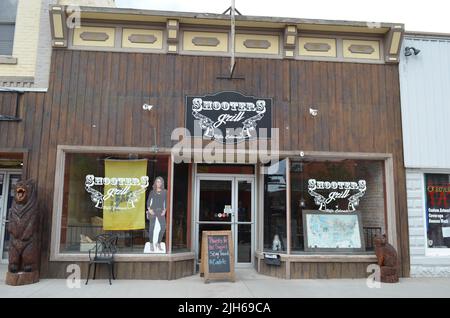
[0, 55, 18, 65]
[256, 251, 377, 263]
[50, 251, 195, 262]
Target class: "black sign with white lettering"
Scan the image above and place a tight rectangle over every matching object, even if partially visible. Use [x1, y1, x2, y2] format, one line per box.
[185, 91, 272, 143]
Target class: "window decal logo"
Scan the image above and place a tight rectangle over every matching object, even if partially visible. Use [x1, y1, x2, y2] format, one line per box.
[85, 175, 149, 211]
[308, 179, 367, 213]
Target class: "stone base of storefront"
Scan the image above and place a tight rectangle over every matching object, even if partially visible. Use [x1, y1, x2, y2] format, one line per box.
[410, 255, 450, 277]
[255, 253, 378, 279]
[406, 170, 450, 278]
[410, 265, 450, 277]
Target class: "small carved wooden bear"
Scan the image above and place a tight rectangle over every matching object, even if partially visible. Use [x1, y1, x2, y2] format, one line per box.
[6, 180, 40, 285]
[374, 234, 399, 283]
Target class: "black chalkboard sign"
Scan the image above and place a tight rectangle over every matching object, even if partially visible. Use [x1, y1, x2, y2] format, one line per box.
[201, 231, 235, 283]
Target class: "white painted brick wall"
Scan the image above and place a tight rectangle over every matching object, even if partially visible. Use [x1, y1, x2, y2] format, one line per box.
[357, 161, 385, 233]
[0, 0, 55, 89]
[34, 0, 55, 89]
[407, 170, 426, 257]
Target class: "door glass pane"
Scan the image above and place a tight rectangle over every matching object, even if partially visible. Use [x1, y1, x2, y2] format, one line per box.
[3, 174, 20, 259]
[198, 223, 231, 263]
[199, 180, 232, 222]
[238, 224, 252, 263]
[264, 159, 287, 252]
[237, 181, 252, 223]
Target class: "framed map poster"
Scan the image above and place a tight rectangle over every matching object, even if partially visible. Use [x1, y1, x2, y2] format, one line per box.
[302, 210, 365, 253]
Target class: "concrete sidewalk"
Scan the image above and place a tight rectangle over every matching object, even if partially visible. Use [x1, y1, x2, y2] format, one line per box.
[1, 266, 449, 298]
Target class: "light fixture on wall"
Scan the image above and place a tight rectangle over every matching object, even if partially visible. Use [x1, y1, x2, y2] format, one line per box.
[143, 104, 153, 111]
[405, 47, 421, 57]
[309, 108, 318, 117]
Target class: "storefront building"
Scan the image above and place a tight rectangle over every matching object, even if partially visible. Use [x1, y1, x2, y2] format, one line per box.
[400, 33, 450, 277]
[0, 3, 410, 279]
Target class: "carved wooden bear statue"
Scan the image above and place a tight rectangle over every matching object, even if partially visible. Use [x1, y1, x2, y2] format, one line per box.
[374, 234, 399, 284]
[5, 179, 40, 286]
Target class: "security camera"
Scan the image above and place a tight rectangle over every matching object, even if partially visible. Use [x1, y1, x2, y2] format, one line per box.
[309, 108, 318, 117]
[405, 47, 421, 57]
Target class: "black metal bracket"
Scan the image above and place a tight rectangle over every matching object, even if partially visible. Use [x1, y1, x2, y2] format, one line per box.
[216, 63, 245, 80]
[216, 75, 245, 80]
[222, 6, 243, 15]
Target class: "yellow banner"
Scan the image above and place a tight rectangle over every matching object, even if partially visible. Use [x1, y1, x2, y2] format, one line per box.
[103, 160, 148, 231]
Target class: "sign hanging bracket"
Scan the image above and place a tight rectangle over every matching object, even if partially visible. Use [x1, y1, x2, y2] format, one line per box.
[216, 1, 245, 80]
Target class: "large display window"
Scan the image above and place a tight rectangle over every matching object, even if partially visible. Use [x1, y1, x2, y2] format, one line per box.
[263, 158, 387, 255]
[425, 173, 450, 252]
[59, 153, 178, 254]
[290, 159, 386, 254]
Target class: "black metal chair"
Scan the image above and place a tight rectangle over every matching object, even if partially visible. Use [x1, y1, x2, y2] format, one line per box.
[85, 234, 118, 285]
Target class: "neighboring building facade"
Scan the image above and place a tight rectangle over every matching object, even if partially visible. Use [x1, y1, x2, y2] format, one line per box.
[0, 0, 55, 267]
[1, 3, 410, 280]
[0, 0, 53, 89]
[400, 33, 450, 277]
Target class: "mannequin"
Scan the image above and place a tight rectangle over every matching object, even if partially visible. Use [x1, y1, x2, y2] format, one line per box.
[146, 177, 167, 252]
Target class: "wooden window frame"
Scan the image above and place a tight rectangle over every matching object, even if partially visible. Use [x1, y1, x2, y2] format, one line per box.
[257, 151, 398, 262]
[50, 145, 194, 262]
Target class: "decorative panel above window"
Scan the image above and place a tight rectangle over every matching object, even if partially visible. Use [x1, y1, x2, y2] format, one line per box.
[299, 37, 337, 58]
[343, 39, 381, 60]
[122, 28, 164, 50]
[73, 26, 116, 48]
[182, 31, 229, 53]
[235, 34, 280, 56]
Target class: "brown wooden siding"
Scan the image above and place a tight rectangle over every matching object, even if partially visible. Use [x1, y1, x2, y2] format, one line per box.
[258, 260, 287, 279]
[290, 262, 375, 279]
[256, 258, 376, 279]
[47, 260, 194, 280]
[0, 50, 409, 278]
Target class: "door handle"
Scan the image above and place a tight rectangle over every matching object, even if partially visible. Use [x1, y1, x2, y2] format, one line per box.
[2, 219, 9, 225]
